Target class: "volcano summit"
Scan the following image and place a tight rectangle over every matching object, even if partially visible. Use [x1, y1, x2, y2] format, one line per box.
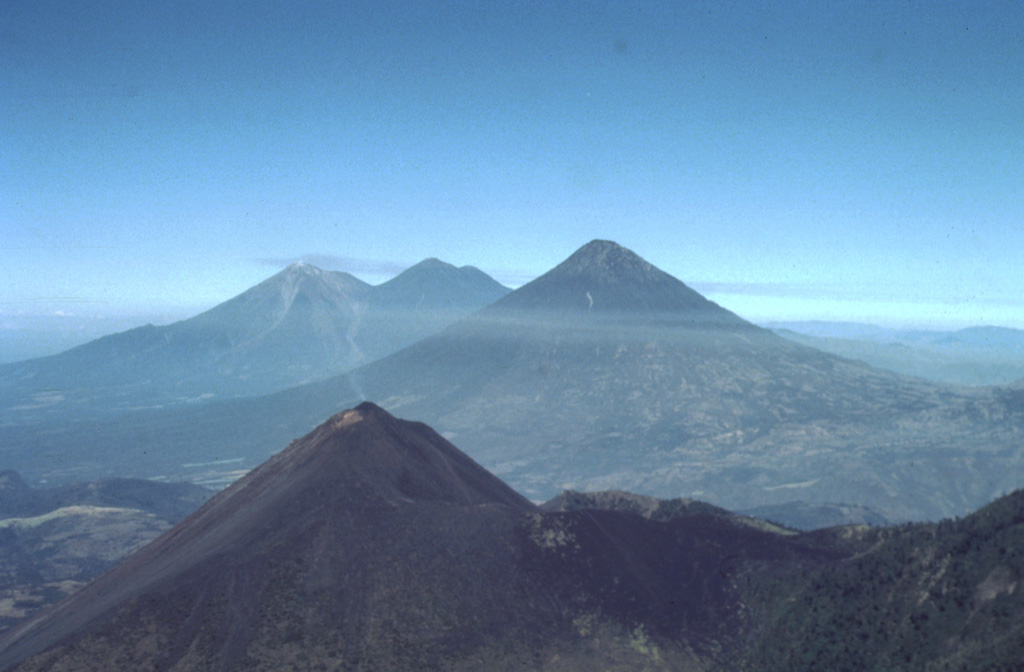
[0, 403, 831, 671]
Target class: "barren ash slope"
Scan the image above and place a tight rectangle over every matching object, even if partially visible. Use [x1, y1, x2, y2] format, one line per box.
[0, 403, 833, 672]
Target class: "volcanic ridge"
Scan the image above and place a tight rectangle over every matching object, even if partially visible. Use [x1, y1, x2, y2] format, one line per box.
[1, 240, 1022, 526]
[0, 403, 836, 672]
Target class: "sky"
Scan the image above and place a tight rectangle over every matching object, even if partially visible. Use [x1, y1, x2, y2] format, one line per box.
[3, 0, 1023, 361]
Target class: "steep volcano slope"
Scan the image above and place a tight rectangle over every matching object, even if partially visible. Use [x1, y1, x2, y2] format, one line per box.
[1, 241, 1020, 521]
[0, 263, 370, 417]
[281, 241, 1023, 519]
[0, 260, 508, 420]
[0, 404, 834, 672]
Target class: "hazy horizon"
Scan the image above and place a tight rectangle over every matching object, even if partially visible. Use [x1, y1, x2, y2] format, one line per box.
[5, 2, 1024, 360]
[3, 249, 1023, 365]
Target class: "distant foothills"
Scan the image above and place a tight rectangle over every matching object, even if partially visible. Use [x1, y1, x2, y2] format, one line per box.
[770, 321, 1024, 387]
[1, 241, 1022, 525]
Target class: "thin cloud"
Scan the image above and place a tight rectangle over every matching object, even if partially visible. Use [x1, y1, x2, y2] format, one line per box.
[692, 281, 1022, 308]
[255, 254, 408, 277]
[689, 282, 816, 298]
[257, 254, 531, 288]
[488, 269, 540, 288]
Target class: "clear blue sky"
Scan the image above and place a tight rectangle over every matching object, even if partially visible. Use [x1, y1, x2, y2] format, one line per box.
[3, 1, 1023, 359]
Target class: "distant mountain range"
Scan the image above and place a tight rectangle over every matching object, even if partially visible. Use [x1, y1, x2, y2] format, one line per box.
[1, 241, 1022, 523]
[769, 321, 1024, 386]
[0, 259, 508, 420]
[2, 404, 1021, 671]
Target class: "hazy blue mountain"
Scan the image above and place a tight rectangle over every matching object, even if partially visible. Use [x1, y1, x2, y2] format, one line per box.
[770, 321, 1024, 386]
[0, 260, 508, 421]
[359, 257, 511, 360]
[0, 241, 1021, 523]
[737, 500, 892, 531]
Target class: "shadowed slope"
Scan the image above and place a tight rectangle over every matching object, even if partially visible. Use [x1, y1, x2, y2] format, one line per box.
[744, 488, 1024, 671]
[0, 404, 835, 672]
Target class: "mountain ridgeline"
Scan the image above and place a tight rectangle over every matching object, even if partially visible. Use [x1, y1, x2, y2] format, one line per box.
[0, 259, 508, 419]
[486, 239, 750, 324]
[1, 404, 1022, 671]
[0, 241, 1022, 524]
[0, 404, 840, 671]
[771, 321, 1024, 387]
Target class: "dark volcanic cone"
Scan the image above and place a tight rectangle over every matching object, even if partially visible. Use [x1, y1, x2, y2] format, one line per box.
[0, 404, 833, 671]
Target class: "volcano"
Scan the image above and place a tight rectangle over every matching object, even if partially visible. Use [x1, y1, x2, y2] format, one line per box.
[2, 241, 1021, 522]
[489, 239, 749, 323]
[0, 259, 508, 420]
[0, 403, 830, 671]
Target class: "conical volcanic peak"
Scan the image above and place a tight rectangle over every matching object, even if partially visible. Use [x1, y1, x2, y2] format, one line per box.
[403, 257, 455, 271]
[489, 239, 750, 326]
[267, 262, 369, 299]
[118, 401, 534, 577]
[188, 261, 370, 331]
[551, 239, 660, 281]
[0, 405, 538, 671]
[223, 401, 535, 515]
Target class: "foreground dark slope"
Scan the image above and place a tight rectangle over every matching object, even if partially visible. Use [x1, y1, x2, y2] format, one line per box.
[0, 404, 835, 672]
[4, 406, 1023, 671]
[546, 487, 1024, 671]
[1, 241, 1021, 521]
[744, 488, 1024, 671]
[0, 260, 508, 421]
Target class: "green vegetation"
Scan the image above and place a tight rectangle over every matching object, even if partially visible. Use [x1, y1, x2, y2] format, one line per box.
[741, 490, 1024, 671]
